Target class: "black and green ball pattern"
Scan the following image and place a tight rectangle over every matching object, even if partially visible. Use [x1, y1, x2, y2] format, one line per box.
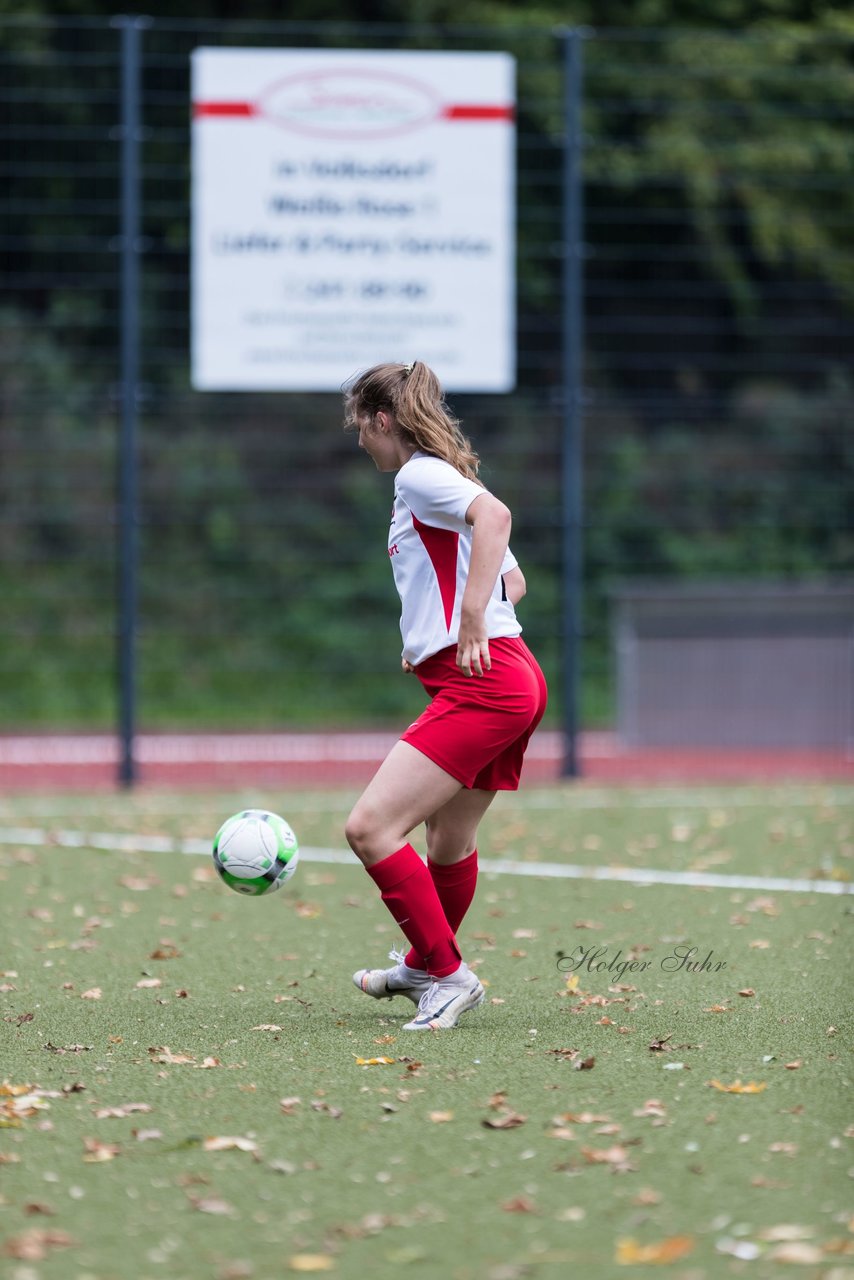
[212, 809, 299, 897]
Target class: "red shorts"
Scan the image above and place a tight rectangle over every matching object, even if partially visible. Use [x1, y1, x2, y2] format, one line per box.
[401, 636, 548, 791]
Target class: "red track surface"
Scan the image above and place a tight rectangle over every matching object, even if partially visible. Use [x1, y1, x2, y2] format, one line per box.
[1, 731, 851, 791]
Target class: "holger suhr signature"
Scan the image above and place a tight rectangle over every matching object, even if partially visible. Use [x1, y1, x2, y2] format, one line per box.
[557, 944, 727, 982]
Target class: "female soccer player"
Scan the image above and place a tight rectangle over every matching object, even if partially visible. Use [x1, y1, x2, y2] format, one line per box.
[344, 360, 548, 1030]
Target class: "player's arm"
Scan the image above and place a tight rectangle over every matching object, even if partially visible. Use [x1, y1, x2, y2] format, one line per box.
[503, 565, 526, 606]
[457, 492, 512, 677]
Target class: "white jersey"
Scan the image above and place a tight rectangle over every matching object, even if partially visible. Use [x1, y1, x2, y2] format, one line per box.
[389, 452, 523, 666]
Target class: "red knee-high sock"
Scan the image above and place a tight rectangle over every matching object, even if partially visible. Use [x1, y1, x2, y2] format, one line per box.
[404, 850, 478, 973]
[367, 844, 461, 979]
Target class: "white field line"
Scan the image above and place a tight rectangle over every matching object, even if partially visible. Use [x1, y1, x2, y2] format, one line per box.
[1, 826, 851, 896]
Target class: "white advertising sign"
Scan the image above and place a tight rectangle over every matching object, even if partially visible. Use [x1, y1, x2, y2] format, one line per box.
[191, 47, 515, 392]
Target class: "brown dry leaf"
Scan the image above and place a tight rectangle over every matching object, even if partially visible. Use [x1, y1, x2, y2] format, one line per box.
[150, 944, 181, 960]
[707, 1079, 767, 1094]
[148, 1047, 195, 1065]
[94, 1103, 152, 1119]
[202, 1136, 259, 1153]
[633, 1100, 667, 1119]
[80, 988, 102, 1001]
[784, 1060, 803, 1070]
[82, 1137, 121, 1163]
[197, 1057, 224, 1069]
[648, 1035, 672, 1052]
[766, 1242, 824, 1265]
[310, 1101, 343, 1118]
[615, 1235, 695, 1264]
[738, 988, 756, 997]
[280, 1097, 301, 1115]
[547, 1048, 579, 1061]
[575, 1055, 596, 1071]
[119, 875, 156, 891]
[758, 1225, 815, 1242]
[23, 1201, 55, 1216]
[354, 1056, 395, 1067]
[428, 1111, 454, 1124]
[3, 1228, 77, 1260]
[189, 1195, 235, 1216]
[501, 1195, 537, 1213]
[581, 1144, 637, 1172]
[482, 1111, 527, 1130]
[288, 1256, 336, 1273]
[632, 1187, 662, 1207]
[560, 1111, 611, 1124]
[703, 1004, 731, 1014]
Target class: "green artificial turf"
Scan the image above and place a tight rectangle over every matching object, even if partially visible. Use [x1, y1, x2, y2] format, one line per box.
[0, 784, 851, 1280]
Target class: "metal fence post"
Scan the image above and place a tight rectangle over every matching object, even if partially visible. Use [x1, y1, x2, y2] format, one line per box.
[115, 15, 144, 788]
[560, 27, 586, 777]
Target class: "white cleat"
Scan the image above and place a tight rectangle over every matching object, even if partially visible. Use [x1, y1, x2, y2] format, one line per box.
[353, 949, 432, 1007]
[402, 963, 485, 1031]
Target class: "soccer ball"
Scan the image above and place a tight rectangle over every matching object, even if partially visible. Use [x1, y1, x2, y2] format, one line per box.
[212, 809, 299, 897]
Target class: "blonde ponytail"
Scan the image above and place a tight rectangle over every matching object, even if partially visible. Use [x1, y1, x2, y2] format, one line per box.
[344, 361, 481, 482]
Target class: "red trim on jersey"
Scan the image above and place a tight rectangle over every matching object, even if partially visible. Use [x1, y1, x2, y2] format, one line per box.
[412, 515, 459, 632]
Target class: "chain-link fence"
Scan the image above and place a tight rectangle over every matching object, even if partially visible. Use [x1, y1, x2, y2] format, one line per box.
[2, 16, 852, 773]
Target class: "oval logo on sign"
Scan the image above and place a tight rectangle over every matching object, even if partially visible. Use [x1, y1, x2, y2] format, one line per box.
[258, 68, 440, 140]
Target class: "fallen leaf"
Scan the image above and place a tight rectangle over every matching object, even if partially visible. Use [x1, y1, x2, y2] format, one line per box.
[202, 1136, 259, 1153]
[758, 1225, 815, 1242]
[133, 1128, 162, 1142]
[354, 1056, 395, 1067]
[197, 1057, 223, 1069]
[616, 1235, 695, 1264]
[150, 945, 181, 960]
[575, 1055, 595, 1071]
[251, 1024, 283, 1032]
[82, 1137, 121, 1162]
[703, 1004, 731, 1013]
[707, 1079, 767, 1094]
[310, 1100, 342, 1118]
[784, 1060, 803, 1070]
[428, 1111, 453, 1123]
[768, 1142, 798, 1156]
[3, 1228, 77, 1260]
[738, 988, 756, 997]
[23, 1201, 55, 1216]
[648, 1035, 672, 1052]
[582, 1144, 637, 1172]
[80, 988, 102, 1001]
[148, 1047, 195, 1065]
[766, 1242, 824, 1264]
[288, 1255, 336, 1272]
[280, 1097, 301, 1115]
[189, 1195, 235, 1216]
[502, 1195, 537, 1213]
[94, 1103, 152, 1119]
[482, 1112, 527, 1130]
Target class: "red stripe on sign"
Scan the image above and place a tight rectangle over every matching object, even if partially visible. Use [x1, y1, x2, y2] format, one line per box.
[193, 101, 256, 118]
[441, 104, 515, 121]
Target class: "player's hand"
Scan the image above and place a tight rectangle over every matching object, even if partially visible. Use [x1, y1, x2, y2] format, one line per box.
[456, 616, 491, 678]
[401, 659, 415, 675]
